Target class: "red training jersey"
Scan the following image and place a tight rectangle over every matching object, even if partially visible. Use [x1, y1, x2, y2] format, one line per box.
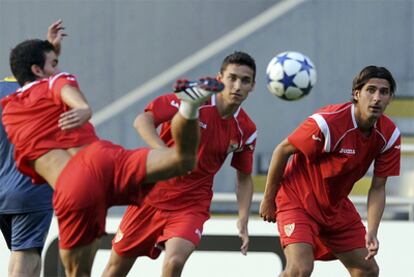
[1, 73, 99, 184]
[143, 93, 257, 211]
[278, 102, 400, 225]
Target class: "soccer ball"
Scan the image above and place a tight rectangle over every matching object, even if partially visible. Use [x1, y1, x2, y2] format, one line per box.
[266, 51, 317, 101]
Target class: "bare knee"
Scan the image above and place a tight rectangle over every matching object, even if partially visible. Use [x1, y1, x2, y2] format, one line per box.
[283, 262, 314, 277]
[349, 263, 379, 277]
[163, 254, 187, 276]
[102, 251, 135, 277]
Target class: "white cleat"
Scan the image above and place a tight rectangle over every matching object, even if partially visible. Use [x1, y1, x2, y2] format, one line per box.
[174, 77, 224, 104]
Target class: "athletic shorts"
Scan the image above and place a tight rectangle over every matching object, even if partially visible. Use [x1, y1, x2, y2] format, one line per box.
[276, 207, 366, 260]
[0, 209, 53, 253]
[113, 201, 210, 259]
[53, 140, 150, 249]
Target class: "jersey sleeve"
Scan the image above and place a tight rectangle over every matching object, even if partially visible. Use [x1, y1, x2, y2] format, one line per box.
[288, 117, 325, 161]
[144, 94, 179, 127]
[231, 131, 257, 174]
[374, 133, 401, 177]
[49, 73, 80, 105]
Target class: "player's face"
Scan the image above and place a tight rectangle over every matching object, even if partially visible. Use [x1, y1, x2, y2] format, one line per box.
[36, 51, 60, 79]
[217, 64, 255, 106]
[354, 78, 393, 123]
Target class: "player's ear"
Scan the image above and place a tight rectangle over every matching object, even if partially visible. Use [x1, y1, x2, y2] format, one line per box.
[352, 89, 359, 102]
[216, 72, 223, 81]
[31, 64, 44, 78]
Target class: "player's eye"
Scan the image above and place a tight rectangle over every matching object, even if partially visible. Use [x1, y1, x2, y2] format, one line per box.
[228, 75, 237, 81]
[241, 77, 251, 84]
[379, 88, 390, 95]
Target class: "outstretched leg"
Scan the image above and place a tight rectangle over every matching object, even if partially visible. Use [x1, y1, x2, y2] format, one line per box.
[145, 77, 224, 183]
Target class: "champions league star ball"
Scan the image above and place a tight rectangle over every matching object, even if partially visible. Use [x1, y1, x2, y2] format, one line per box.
[266, 51, 317, 101]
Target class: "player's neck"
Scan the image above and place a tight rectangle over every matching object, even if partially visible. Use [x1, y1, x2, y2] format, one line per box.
[354, 108, 376, 136]
[216, 94, 239, 119]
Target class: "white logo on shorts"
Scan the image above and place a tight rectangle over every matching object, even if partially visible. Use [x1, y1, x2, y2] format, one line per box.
[114, 229, 124, 243]
[284, 223, 295, 237]
[195, 228, 202, 239]
[312, 134, 322, 141]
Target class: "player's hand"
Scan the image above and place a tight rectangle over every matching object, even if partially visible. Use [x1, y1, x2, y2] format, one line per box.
[259, 199, 276, 223]
[59, 107, 92, 130]
[237, 218, 249, 255]
[47, 19, 67, 56]
[365, 232, 379, 260]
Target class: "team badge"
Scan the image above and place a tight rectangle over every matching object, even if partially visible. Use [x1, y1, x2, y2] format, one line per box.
[114, 229, 124, 243]
[227, 139, 239, 154]
[284, 223, 295, 237]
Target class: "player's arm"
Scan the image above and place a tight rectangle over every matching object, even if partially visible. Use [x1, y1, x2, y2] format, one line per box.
[58, 85, 92, 130]
[47, 19, 67, 56]
[365, 175, 387, 260]
[235, 170, 253, 255]
[134, 111, 167, 149]
[260, 139, 298, 223]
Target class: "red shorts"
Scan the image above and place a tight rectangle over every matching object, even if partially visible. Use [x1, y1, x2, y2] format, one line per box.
[113, 201, 210, 258]
[276, 207, 366, 260]
[53, 140, 151, 249]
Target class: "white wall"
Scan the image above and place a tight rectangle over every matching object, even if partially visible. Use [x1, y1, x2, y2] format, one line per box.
[1, 215, 413, 276]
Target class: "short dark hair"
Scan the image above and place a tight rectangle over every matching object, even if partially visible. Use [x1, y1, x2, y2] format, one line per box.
[220, 51, 256, 81]
[9, 39, 55, 86]
[352, 65, 396, 94]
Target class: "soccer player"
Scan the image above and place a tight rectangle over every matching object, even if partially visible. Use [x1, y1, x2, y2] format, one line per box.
[260, 66, 400, 277]
[1, 31, 223, 276]
[0, 77, 53, 277]
[102, 51, 257, 277]
[0, 20, 65, 277]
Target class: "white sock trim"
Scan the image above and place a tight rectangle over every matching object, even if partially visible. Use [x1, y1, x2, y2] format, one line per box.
[179, 101, 199, 119]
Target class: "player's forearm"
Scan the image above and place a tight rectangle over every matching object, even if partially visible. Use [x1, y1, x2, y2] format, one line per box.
[367, 176, 387, 235]
[263, 139, 294, 202]
[134, 112, 166, 149]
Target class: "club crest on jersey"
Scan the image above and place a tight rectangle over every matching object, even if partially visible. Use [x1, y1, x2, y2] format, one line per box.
[114, 229, 124, 243]
[199, 121, 207, 129]
[227, 140, 239, 153]
[284, 223, 295, 237]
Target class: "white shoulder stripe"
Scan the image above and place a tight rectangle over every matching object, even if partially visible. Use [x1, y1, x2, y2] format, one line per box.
[382, 127, 400, 153]
[246, 130, 257, 144]
[48, 72, 72, 89]
[310, 114, 331, 152]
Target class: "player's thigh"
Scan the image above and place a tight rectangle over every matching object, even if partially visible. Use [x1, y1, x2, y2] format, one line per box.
[284, 242, 315, 269]
[164, 237, 196, 263]
[11, 210, 53, 253]
[145, 148, 181, 183]
[335, 247, 379, 273]
[59, 238, 100, 273]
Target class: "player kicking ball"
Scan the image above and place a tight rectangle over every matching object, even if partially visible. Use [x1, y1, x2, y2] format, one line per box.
[1, 25, 223, 277]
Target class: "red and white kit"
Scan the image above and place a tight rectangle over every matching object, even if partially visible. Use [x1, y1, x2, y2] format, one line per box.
[113, 93, 257, 258]
[276, 102, 400, 259]
[2, 73, 150, 248]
